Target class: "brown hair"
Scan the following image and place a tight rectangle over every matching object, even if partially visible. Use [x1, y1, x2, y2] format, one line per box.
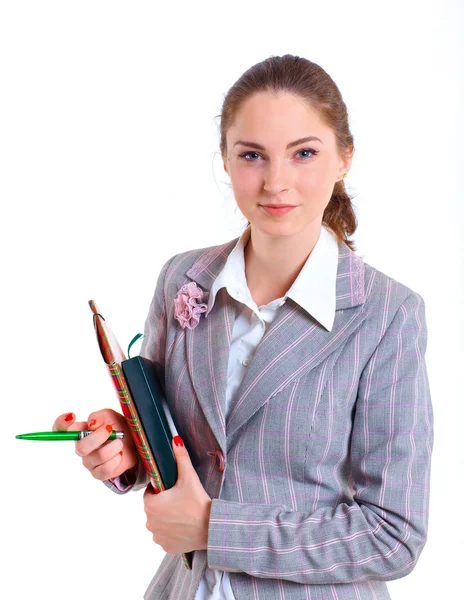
[216, 54, 358, 252]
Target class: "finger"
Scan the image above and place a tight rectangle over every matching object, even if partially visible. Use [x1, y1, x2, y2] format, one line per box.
[89, 451, 124, 481]
[87, 409, 121, 427]
[52, 413, 88, 432]
[81, 438, 124, 471]
[75, 423, 114, 458]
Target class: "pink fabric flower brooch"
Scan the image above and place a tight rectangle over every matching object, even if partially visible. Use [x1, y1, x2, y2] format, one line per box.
[173, 282, 208, 330]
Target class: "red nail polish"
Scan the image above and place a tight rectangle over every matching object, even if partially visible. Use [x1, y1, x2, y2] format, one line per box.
[88, 419, 96, 428]
[64, 413, 73, 422]
[106, 425, 112, 433]
[174, 435, 184, 447]
[119, 451, 123, 456]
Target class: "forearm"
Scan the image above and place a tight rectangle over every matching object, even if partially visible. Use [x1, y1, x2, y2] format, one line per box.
[207, 496, 427, 584]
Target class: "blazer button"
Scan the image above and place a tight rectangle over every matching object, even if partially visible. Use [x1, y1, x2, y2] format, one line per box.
[214, 450, 224, 472]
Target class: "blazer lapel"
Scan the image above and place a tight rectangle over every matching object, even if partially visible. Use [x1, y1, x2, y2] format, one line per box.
[183, 239, 238, 454]
[183, 236, 374, 456]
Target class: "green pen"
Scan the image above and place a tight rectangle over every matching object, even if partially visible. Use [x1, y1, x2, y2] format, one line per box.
[16, 430, 124, 441]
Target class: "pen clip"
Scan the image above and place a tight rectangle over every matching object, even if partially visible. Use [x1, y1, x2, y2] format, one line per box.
[89, 300, 108, 362]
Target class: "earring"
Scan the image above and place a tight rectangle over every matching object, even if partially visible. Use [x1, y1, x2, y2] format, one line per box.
[342, 173, 347, 178]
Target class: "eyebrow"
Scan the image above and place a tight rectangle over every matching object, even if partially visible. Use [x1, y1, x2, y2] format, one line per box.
[233, 135, 323, 150]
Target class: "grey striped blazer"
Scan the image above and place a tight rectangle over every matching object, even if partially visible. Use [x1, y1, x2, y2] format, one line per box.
[107, 233, 433, 600]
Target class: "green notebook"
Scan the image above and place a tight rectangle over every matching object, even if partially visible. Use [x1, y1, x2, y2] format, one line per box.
[122, 356, 178, 490]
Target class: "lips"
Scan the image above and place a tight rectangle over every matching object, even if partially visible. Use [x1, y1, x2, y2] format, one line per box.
[260, 205, 297, 216]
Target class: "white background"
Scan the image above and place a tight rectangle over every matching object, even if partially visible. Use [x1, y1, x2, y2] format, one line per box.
[1, 1, 462, 598]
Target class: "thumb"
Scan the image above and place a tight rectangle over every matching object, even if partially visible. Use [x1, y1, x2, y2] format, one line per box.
[172, 435, 193, 479]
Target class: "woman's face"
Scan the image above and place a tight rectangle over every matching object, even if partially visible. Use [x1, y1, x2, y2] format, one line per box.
[223, 92, 352, 239]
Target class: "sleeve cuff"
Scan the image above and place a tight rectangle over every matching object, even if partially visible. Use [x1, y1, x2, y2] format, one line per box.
[103, 455, 149, 494]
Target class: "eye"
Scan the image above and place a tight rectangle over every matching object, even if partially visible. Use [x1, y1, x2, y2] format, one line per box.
[296, 148, 319, 160]
[238, 148, 319, 162]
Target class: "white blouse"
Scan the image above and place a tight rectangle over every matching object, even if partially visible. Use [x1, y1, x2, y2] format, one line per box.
[194, 223, 339, 600]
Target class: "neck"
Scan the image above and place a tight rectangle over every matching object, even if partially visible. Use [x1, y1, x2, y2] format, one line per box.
[244, 221, 323, 294]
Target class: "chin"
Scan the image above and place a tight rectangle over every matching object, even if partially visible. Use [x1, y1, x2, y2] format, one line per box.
[250, 221, 297, 236]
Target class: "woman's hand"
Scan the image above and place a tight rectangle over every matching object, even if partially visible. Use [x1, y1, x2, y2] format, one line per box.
[52, 409, 138, 481]
[143, 436, 212, 554]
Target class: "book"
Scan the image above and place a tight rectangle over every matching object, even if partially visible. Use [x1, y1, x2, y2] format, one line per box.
[88, 300, 192, 570]
[122, 356, 178, 490]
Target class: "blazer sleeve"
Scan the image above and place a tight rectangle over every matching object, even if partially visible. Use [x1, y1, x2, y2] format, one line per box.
[103, 253, 176, 494]
[206, 291, 434, 584]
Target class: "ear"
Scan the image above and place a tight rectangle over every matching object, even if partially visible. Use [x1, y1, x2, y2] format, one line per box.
[339, 146, 354, 179]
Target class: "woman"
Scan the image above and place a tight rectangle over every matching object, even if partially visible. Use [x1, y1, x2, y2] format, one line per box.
[54, 54, 433, 600]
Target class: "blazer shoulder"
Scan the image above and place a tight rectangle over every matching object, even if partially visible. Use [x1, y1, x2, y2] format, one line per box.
[362, 259, 426, 310]
[164, 238, 234, 276]
[358, 260, 428, 357]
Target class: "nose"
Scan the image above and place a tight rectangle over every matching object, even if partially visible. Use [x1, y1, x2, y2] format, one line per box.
[263, 160, 289, 196]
